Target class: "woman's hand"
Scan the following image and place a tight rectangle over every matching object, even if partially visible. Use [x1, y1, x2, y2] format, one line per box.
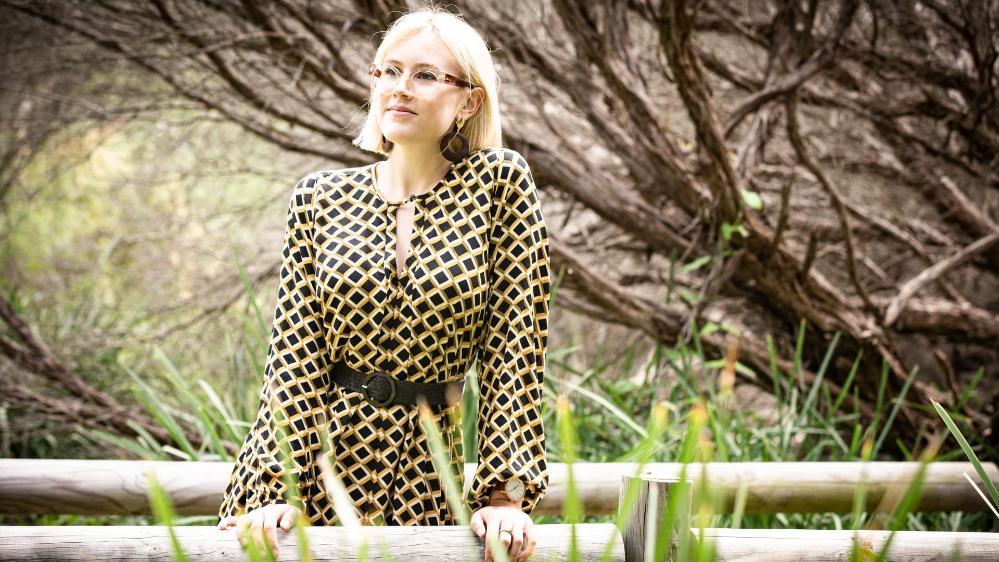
[470, 505, 536, 562]
[217, 503, 301, 558]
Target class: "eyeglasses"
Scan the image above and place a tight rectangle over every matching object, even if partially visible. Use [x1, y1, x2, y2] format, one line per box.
[368, 63, 479, 95]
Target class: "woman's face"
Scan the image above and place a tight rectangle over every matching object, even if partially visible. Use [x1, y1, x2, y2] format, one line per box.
[374, 29, 481, 151]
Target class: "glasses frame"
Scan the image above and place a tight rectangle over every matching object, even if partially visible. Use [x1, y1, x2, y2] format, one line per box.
[368, 62, 480, 92]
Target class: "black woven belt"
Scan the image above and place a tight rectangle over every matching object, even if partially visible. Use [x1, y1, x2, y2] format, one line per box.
[331, 362, 464, 408]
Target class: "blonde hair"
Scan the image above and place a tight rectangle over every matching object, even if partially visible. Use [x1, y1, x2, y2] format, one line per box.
[351, 7, 503, 155]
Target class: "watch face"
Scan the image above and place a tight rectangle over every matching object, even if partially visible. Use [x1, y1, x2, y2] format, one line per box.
[506, 478, 526, 500]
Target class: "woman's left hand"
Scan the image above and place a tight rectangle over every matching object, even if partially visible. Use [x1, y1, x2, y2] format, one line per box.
[470, 505, 536, 562]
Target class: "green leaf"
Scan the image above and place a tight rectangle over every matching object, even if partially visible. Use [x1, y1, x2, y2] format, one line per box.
[741, 189, 764, 210]
[721, 222, 734, 241]
[679, 288, 700, 304]
[681, 255, 712, 274]
[721, 222, 749, 241]
[703, 358, 757, 379]
[699, 322, 721, 338]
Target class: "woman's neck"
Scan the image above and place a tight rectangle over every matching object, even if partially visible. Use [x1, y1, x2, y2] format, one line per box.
[380, 144, 452, 200]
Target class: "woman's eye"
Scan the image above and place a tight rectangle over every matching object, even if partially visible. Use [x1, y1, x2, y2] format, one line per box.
[414, 70, 441, 82]
[383, 66, 401, 76]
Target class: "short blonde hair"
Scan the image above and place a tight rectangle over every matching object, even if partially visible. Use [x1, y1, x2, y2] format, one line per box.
[351, 7, 503, 155]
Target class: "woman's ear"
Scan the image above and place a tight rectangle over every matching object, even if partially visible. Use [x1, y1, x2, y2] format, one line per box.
[460, 88, 484, 121]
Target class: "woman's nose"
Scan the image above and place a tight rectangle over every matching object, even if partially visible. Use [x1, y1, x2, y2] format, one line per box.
[391, 73, 414, 97]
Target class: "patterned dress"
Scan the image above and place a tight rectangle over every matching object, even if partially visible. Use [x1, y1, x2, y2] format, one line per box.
[218, 147, 550, 526]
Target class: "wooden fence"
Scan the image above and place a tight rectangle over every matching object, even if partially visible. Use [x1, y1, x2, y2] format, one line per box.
[1, 459, 996, 516]
[621, 473, 999, 562]
[2, 460, 997, 560]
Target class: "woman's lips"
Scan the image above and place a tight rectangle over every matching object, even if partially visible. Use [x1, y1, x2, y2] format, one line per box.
[389, 109, 416, 116]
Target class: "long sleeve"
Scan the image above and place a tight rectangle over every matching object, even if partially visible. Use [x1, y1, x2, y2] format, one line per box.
[466, 150, 551, 516]
[219, 173, 331, 520]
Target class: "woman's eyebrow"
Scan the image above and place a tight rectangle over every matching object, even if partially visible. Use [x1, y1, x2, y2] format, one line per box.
[384, 59, 444, 69]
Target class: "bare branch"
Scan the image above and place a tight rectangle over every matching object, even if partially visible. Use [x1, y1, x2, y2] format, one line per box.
[884, 232, 999, 327]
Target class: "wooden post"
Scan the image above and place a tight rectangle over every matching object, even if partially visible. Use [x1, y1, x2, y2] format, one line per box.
[618, 474, 692, 562]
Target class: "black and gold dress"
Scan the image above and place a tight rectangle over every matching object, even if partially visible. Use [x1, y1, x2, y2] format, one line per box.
[218, 147, 550, 526]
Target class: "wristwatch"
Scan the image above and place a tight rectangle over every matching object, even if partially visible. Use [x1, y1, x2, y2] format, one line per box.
[502, 477, 526, 501]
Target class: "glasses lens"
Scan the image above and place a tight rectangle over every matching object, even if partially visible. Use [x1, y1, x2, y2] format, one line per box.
[372, 64, 446, 95]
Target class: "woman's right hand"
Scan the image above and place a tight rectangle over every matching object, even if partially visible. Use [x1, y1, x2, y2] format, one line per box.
[217, 503, 302, 558]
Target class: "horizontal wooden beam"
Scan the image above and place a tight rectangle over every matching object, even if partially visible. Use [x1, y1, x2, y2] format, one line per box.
[0, 459, 995, 516]
[3, 524, 995, 561]
[696, 528, 999, 561]
[0, 523, 623, 561]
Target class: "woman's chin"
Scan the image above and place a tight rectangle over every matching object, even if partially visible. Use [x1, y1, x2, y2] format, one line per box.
[381, 128, 416, 144]
[382, 134, 435, 148]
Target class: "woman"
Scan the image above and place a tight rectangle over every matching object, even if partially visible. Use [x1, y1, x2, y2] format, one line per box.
[216, 8, 550, 562]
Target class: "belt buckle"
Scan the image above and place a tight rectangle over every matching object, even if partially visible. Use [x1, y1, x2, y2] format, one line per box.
[361, 372, 397, 407]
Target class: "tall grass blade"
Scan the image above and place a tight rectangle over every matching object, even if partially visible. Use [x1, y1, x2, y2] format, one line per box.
[198, 379, 244, 445]
[932, 399, 999, 515]
[231, 249, 269, 343]
[462, 363, 480, 460]
[126, 420, 164, 455]
[956, 367, 984, 411]
[417, 401, 481, 562]
[792, 319, 806, 388]
[80, 427, 158, 460]
[417, 402, 471, 526]
[547, 372, 647, 438]
[556, 394, 582, 562]
[765, 335, 784, 407]
[603, 401, 669, 562]
[872, 367, 919, 456]
[962, 472, 999, 519]
[874, 440, 935, 559]
[125, 364, 198, 459]
[154, 346, 227, 459]
[850, 439, 874, 531]
[730, 480, 748, 530]
[831, 351, 863, 415]
[800, 332, 840, 420]
[146, 468, 189, 562]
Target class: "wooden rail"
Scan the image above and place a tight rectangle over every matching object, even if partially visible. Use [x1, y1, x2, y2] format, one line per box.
[0, 523, 624, 561]
[696, 528, 999, 561]
[1, 459, 995, 516]
[1, 516, 995, 561]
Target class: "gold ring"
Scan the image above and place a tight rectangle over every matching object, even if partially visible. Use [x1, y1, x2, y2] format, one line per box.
[499, 529, 513, 536]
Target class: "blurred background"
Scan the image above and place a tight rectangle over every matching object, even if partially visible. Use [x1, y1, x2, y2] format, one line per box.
[0, 0, 996, 533]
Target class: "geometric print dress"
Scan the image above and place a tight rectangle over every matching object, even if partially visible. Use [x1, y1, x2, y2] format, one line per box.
[218, 147, 550, 526]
